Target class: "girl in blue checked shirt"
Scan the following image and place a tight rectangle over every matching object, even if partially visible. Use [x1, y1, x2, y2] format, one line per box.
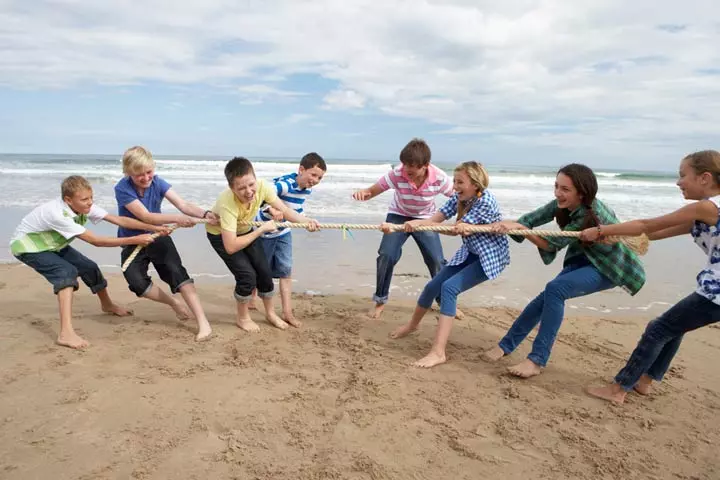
[390, 161, 510, 368]
[482, 164, 646, 378]
[580, 150, 720, 404]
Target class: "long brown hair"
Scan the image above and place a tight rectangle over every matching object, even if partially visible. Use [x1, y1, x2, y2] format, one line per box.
[555, 163, 600, 230]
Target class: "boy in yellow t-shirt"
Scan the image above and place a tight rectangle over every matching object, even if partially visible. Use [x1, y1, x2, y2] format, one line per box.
[206, 157, 320, 332]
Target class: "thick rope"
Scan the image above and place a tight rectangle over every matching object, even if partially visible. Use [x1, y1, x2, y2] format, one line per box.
[121, 219, 648, 272]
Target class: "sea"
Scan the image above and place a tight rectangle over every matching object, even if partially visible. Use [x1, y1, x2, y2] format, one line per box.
[0, 154, 699, 318]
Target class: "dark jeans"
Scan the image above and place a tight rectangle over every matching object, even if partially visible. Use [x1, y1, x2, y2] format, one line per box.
[615, 292, 720, 390]
[207, 232, 274, 303]
[16, 246, 108, 294]
[120, 236, 193, 297]
[374, 213, 445, 304]
[498, 263, 614, 367]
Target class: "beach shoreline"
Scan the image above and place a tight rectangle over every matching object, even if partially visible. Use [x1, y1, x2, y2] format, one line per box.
[1, 263, 719, 479]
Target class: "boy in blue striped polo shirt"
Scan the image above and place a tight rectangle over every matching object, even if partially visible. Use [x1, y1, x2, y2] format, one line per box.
[251, 153, 327, 326]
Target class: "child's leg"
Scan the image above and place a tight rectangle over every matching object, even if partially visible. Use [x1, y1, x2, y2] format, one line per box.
[16, 251, 88, 349]
[246, 239, 288, 330]
[121, 244, 192, 321]
[509, 265, 614, 378]
[151, 237, 212, 340]
[252, 236, 278, 310]
[588, 292, 720, 404]
[390, 262, 462, 339]
[413, 258, 487, 368]
[271, 233, 300, 327]
[372, 214, 411, 318]
[206, 232, 260, 332]
[635, 335, 684, 394]
[59, 246, 133, 317]
[410, 230, 445, 301]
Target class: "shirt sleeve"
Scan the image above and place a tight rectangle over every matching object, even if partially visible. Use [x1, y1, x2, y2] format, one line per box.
[42, 208, 86, 240]
[275, 179, 290, 196]
[88, 204, 108, 224]
[260, 180, 279, 205]
[511, 200, 559, 244]
[216, 192, 239, 233]
[438, 194, 459, 220]
[155, 176, 172, 197]
[114, 180, 139, 208]
[439, 172, 454, 197]
[376, 169, 398, 192]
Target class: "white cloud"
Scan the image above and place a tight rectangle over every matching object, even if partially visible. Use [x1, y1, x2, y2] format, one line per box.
[1, 0, 719, 161]
[322, 89, 366, 109]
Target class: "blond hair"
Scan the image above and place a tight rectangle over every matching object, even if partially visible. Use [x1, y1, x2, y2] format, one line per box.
[61, 175, 93, 199]
[454, 161, 490, 221]
[122, 146, 155, 175]
[684, 150, 720, 185]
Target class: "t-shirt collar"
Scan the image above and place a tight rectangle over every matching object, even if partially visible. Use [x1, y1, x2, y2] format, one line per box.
[399, 165, 436, 189]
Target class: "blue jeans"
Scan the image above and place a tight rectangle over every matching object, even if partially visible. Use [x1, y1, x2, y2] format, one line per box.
[499, 263, 614, 367]
[374, 213, 445, 305]
[261, 232, 293, 278]
[615, 292, 720, 390]
[417, 254, 488, 317]
[16, 246, 108, 295]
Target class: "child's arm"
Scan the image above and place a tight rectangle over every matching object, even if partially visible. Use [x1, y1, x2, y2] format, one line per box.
[164, 189, 219, 225]
[123, 200, 197, 228]
[647, 223, 694, 241]
[491, 221, 552, 251]
[221, 222, 277, 255]
[403, 211, 447, 231]
[77, 230, 156, 248]
[581, 201, 717, 241]
[267, 198, 320, 231]
[352, 183, 385, 202]
[103, 213, 171, 234]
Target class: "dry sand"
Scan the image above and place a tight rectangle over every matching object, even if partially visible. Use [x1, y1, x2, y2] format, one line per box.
[1, 263, 719, 480]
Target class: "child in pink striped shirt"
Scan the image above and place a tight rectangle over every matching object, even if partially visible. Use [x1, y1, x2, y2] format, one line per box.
[353, 138, 454, 318]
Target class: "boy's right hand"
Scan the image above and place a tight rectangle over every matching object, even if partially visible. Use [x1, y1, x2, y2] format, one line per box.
[352, 189, 372, 201]
[135, 234, 156, 246]
[258, 221, 278, 234]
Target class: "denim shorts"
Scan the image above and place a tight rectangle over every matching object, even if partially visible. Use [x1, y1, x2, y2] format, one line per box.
[16, 246, 108, 294]
[260, 232, 293, 278]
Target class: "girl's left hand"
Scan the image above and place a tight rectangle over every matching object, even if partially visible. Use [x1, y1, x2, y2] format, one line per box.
[454, 222, 473, 236]
[579, 226, 601, 242]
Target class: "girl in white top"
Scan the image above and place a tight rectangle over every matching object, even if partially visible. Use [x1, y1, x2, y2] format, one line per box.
[579, 150, 720, 404]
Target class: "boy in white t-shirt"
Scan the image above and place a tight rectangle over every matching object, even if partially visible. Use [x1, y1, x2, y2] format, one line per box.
[10, 175, 166, 349]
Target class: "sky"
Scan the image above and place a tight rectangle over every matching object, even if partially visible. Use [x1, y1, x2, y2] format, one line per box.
[0, 0, 718, 170]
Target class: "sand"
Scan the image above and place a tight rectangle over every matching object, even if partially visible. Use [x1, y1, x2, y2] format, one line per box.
[1, 263, 719, 480]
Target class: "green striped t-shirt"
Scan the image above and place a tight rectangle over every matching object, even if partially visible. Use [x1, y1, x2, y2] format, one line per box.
[10, 199, 108, 255]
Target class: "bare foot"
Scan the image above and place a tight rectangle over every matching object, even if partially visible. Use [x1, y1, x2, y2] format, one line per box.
[195, 322, 213, 342]
[283, 313, 302, 328]
[412, 351, 447, 368]
[236, 317, 260, 333]
[171, 300, 193, 321]
[248, 300, 258, 310]
[368, 303, 385, 319]
[390, 323, 417, 339]
[266, 312, 289, 330]
[586, 383, 627, 404]
[507, 359, 542, 378]
[56, 331, 89, 350]
[481, 346, 506, 362]
[102, 303, 133, 317]
[633, 374, 653, 395]
[455, 308, 465, 320]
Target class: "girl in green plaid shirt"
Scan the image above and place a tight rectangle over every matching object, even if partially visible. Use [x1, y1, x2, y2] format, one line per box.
[482, 164, 646, 378]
